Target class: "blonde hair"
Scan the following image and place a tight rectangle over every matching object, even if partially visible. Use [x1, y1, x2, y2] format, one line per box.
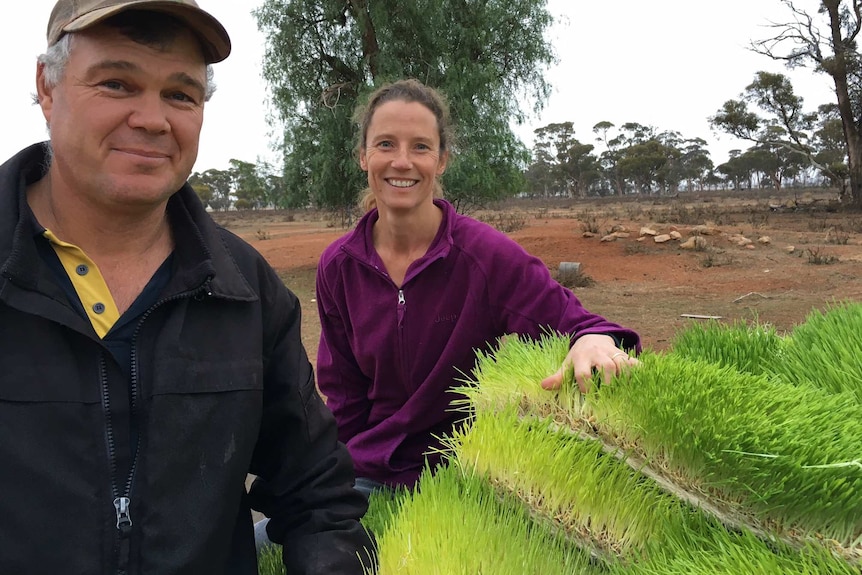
[354, 79, 454, 212]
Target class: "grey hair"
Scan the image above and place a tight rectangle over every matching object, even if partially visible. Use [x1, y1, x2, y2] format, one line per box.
[37, 34, 217, 100]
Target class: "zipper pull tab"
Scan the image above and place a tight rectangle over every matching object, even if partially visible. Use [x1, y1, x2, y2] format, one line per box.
[114, 496, 133, 536]
[398, 290, 405, 305]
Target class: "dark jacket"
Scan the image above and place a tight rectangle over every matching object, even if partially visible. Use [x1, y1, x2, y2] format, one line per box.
[0, 143, 373, 574]
[316, 199, 641, 487]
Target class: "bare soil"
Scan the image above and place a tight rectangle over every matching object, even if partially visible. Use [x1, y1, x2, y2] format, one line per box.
[216, 190, 862, 363]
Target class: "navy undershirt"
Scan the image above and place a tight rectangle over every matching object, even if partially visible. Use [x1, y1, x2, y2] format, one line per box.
[33, 225, 173, 484]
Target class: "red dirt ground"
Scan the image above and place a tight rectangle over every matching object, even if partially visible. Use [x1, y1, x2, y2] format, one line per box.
[219, 193, 862, 361]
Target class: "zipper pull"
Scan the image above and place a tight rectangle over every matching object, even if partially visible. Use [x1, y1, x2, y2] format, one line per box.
[398, 290, 405, 305]
[114, 496, 133, 536]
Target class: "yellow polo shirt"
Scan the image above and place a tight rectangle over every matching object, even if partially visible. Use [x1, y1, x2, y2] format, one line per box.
[43, 229, 120, 339]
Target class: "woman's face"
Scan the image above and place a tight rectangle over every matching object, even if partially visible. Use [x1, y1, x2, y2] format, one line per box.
[359, 100, 448, 213]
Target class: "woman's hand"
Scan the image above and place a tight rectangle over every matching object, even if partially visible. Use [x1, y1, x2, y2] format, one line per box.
[540, 333, 638, 393]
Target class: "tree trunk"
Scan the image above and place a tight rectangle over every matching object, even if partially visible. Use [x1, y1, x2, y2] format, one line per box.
[348, 0, 381, 80]
[823, 0, 862, 208]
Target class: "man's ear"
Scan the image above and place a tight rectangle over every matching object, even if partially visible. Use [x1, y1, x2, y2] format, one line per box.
[35, 62, 54, 124]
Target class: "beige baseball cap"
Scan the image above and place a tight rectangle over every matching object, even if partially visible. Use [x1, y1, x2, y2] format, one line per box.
[47, 0, 231, 63]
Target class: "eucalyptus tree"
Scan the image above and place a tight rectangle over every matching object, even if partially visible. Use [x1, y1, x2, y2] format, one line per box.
[675, 138, 714, 192]
[230, 159, 268, 210]
[524, 155, 556, 198]
[711, 72, 825, 191]
[531, 122, 599, 197]
[190, 182, 214, 209]
[189, 169, 233, 211]
[255, 0, 556, 212]
[592, 121, 627, 196]
[716, 150, 762, 190]
[748, 0, 862, 207]
[814, 103, 852, 188]
[716, 151, 750, 191]
[563, 142, 601, 198]
[592, 122, 706, 195]
[612, 123, 677, 195]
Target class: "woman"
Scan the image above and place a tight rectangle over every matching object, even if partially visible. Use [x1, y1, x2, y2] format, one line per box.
[316, 79, 640, 494]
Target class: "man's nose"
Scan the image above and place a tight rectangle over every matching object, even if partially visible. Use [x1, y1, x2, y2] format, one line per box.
[127, 93, 170, 134]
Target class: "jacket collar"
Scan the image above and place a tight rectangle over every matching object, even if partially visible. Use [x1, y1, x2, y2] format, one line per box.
[344, 198, 456, 265]
[0, 143, 255, 302]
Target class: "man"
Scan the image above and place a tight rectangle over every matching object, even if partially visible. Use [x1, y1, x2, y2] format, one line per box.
[0, 1, 373, 573]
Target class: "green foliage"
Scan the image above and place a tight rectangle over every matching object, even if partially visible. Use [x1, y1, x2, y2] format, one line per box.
[529, 122, 600, 197]
[592, 353, 862, 545]
[455, 324, 862, 561]
[259, 309, 862, 574]
[711, 70, 842, 192]
[254, 0, 554, 210]
[257, 544, 284, 575]
[447, 410, 685, 558]
[190, 160, 284, 210]
[190, 183, 213, 207]
[564, 121, 713, 196]
[189, 168, 232, 210]
[769, 301, 862, 401]
[230, 159, 267, 209]
[369, 465, 591, 574]
[446, 411, 853, 575]
[670, 319, 781, 376]
[362, 486, 408, 540]
[749, 1, 862, 206]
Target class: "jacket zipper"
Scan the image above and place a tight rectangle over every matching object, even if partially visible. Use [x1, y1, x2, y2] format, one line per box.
[101, 277, 214, 574]
[100, 356, 133, 575]
[397, 289, 408, 386]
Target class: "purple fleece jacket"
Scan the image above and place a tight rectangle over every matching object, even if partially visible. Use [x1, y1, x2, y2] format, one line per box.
[316, 199, 640, 487]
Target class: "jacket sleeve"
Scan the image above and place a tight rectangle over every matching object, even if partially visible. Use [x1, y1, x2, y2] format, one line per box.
[483, 231, 641, 353]
[314, 261, 373, 444]
[247, 263, 374, 574]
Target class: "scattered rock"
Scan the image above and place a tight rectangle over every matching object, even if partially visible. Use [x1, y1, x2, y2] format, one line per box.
[582, 232, 598, 238]
[600, 234, 617, 242]
[728, 234, 752, 247]
[654, 234, 672, 243]
[680, 236, 707, 250]
[757, 236, 771, 245]
[691, 224, 719, 236]
[669, 231, 682, 240]
[786, 245, 796, 253]
[640, 227, 658, 236]
[745, 244, 756, 250]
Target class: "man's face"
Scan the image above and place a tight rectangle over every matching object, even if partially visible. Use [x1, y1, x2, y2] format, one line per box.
[37, 24, 207, 211]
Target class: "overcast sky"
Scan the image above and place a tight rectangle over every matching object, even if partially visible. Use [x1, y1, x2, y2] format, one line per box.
[1, 0, 837, 173]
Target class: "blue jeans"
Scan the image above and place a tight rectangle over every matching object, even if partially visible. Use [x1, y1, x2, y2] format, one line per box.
[253, 477, 393, 552]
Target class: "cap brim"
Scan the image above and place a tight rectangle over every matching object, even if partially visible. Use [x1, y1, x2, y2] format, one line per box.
[59, 2, 231, 64]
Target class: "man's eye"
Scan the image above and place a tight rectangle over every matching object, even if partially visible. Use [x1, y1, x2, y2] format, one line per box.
[101, 80, 125, 91]
[169, 92, 196, 103]
[377, 141, 394, 149]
